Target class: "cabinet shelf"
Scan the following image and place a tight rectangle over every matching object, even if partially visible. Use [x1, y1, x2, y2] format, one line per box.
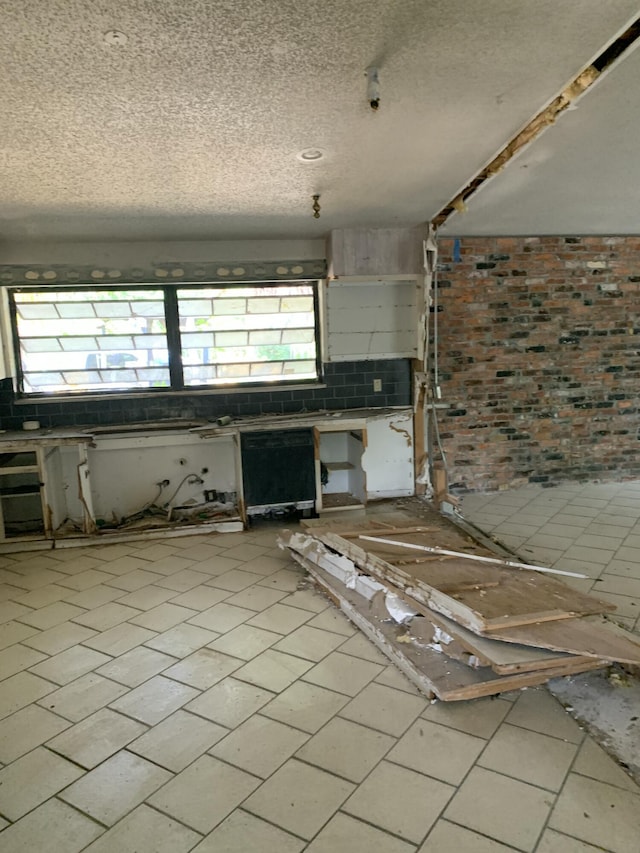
[323, 461, 354, 471]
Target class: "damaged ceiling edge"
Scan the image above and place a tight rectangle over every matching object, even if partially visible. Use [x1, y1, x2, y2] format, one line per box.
[433, 14, 640, 230]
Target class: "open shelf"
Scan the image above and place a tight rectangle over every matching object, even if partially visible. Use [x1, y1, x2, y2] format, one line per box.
[323, 461, 354, 471]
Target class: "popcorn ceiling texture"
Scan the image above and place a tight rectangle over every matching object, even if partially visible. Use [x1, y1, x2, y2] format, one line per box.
[436, 236, 640, 492]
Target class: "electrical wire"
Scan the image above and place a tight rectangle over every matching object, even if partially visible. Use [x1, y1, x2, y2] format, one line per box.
[163, 473, 204, 508]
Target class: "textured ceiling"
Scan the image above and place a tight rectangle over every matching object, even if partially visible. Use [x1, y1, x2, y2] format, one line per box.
[0, 0, 638, 242]
[442, 40, 640, 236]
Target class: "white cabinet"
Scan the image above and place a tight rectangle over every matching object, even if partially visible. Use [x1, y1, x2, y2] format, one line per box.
[315, 424, 367, 513]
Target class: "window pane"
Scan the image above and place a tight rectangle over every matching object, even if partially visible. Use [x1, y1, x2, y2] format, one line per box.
[13, 289, 170, 394]
[177, 283, 318, 386]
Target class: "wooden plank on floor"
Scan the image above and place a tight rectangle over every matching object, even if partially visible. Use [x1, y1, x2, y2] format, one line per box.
[317, 530, 614, 634]
[295, 554, 606, 702]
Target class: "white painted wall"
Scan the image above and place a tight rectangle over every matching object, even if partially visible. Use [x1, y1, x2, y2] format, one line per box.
[88, 432, 237, 521]
[324, 280, 418, 361]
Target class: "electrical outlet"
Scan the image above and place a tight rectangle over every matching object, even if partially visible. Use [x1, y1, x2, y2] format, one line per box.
[373, 378, 382, 392]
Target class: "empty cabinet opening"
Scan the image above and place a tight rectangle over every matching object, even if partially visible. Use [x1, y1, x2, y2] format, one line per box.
[0, 451, 44, 538]
[318, 429, 366, 511]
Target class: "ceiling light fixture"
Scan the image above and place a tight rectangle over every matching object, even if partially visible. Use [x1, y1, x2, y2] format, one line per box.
[297, 148, 324, 162]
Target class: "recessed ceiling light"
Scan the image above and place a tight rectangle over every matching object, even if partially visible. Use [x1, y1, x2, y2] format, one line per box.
[104, 30, 128, 46]
[297, 148, 325, 162]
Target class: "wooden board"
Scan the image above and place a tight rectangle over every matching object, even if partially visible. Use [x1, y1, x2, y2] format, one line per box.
[318, 530, 614, 634]
[412, 611, 594, 675]
[294, 555, 606, 701]
[487, 615, 640, 666]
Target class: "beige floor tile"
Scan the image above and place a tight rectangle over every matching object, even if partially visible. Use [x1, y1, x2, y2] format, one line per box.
[247, 602, 313, 634]
[375, 664, 423, 694]
[210, 713, 308, 778]
[572, 737, 639, 792]
[224, 584, 286, 611]
[418, 819, 520, 852]
[56, 568, 118, 591]
[71, 601, 142, 631]
[61, 584, 125, 609]
[0, 600, 37, 624]
[104, 568, 165, 591]
[13, 584, 69, 609]
[0, 704, 70, 763]
[45, 554, 104, 574]
[307, 812, 414, 853]
[302, 652, 383, 697]
[279, 588, 330, 613]
[0, 746, 84, 820]
[128, 602, 197, 631]
[163, 647, 243, 689]
[343, 760, 454, 844]
[258, 568, 303, 593]
[261, 680, 350, 733]
[92, 549, 147, 567]
[479, 723, 578, 791]
[596, 574, 640, 598]
[115, 585, 177, 610]
[274, 624, 346, 661]
[96, 645, 177, 686]
[139, 556, 196, 577]
[22, 620, 96, 655]
[337, 631, 390, 664]
[136, 543, 182, 562]
[186, 677, 275, 728]
[144, 623, 220, 657]
[244, 758, 354, 840]
[192, 809, 304, 853]
[61, 749, 173, 826]
[207, 623, 282, 660]
[0, 671, 55, 719]
[174, 543, 225, 562]
[444, 766, 554, 852]
[339, 682, 426, 736]
[154, 569, 213, 592]
[167, 584, 231, 610]
[297, 716, 394, 783]
[47, 708, 146, 768]
[109, 674, 199, 724]
[0, 643, 46, 680]
[505, 687, 584, 744]
[188, 601, 255, 633]
[388, 718, 485, 785]
[233, 648, 313, 692]
[28, 644, 112, 685]
[128, 709, 227, 771]
[536, 827, 616, 852]
[305, 608, 357, 636]
[222, 543, 269, 562]
[0, 620, 39, 650]
[39, 672, 128, 722]
[15, 600, 86, 630]
[149, 754, 259, 834]
[549, 773, 640, 852]
[0, 798, 104, 853]
[238, 554, 292, 576]
[82, 622, 156, 656]
[190, 555, 242, 575]
[210, 569, 266, 592]
[3, 568, 67, 590]
[83, 803, 201, 853]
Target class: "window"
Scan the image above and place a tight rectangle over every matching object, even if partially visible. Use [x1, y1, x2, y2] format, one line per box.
[9, 281, 321, 397]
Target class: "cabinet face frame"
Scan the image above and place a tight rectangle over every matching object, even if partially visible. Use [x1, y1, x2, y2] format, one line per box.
[0, 446, 46, 540]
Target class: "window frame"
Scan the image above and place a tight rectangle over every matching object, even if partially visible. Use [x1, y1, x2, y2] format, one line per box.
[8, 280, 323, 399]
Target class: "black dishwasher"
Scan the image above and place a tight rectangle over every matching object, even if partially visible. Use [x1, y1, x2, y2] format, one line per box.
[241, 429, 316, 514]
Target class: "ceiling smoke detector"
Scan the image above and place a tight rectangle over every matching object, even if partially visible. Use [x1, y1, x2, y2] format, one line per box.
[297, 148, 325, 162]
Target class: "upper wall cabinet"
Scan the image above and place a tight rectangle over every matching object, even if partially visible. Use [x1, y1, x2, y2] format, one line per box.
[327, 227, 424, 280]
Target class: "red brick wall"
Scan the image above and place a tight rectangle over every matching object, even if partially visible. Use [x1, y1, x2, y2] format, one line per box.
[435, 236, 640, 492]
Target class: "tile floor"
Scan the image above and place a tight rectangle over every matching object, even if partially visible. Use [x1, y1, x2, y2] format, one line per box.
[460, 479, 640, 637]
[0, 518, 638, 852]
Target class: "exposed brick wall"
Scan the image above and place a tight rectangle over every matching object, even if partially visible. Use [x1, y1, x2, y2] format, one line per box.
[435, 236, 640, 492]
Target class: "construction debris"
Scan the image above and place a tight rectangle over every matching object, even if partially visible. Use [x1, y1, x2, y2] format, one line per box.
[279, 522, 640, 702]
